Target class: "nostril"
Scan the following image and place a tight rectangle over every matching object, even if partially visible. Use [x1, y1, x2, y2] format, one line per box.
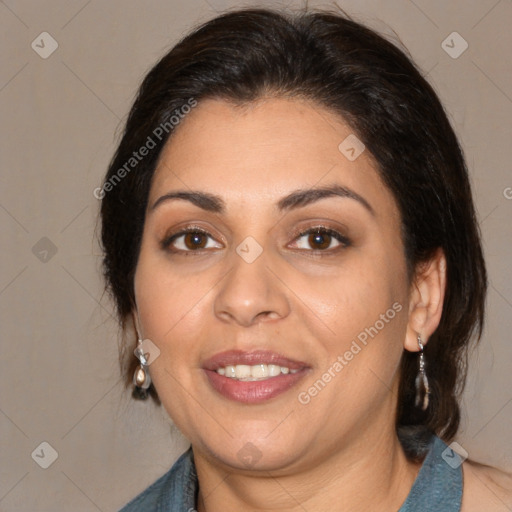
[257, 311, 279, 321]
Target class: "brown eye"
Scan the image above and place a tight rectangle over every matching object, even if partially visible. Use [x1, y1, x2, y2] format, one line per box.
[183, 232, 208, 250]
[308, 232, 332, 250]
[290, 227, 351, 252]
[162, 228, 223, 253]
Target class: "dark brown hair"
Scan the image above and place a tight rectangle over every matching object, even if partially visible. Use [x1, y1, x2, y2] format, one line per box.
[99, 8, 487, 453]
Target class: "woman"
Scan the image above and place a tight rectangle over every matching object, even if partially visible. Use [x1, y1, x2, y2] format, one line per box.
[99, 8, 512, 511]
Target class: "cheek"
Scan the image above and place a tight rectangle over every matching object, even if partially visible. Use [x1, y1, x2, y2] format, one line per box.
[295, 256, 404, 339]
[293, 251, 409, 397]
[134, 247, 212, 340]
[133, 252, 210, 416]
[133, 254, 204, 404]
[298, 277, 407, 413]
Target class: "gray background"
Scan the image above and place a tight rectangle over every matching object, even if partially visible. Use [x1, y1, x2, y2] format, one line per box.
[1, 0, 511, 510]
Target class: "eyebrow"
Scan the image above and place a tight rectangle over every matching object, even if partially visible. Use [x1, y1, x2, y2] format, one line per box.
[151, 191, 225, 212]
[277, 184, 374, 215]
[150, 184, 374, 215]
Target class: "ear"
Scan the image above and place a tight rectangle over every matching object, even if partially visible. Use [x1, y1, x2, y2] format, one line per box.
[405, 248, 447, 352]
[131, 309, 142, 340]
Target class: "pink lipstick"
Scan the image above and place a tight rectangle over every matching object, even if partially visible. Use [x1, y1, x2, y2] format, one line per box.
[202, 350, 309, 404]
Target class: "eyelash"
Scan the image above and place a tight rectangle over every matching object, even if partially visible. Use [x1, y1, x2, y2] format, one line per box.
[160, 225, 351, 254]
[292, 226, 351, 252]
[160, 226, 214, 254]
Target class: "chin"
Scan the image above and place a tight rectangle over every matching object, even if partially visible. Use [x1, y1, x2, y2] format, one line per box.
[191, 426, 307, 472]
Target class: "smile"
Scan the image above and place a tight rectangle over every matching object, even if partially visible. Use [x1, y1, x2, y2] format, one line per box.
[216, 363, 299, 381]
[203, 350, 309, 404]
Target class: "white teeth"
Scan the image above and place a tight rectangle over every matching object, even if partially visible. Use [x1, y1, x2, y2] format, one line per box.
[215, 363, 299, 380]
[251, 364, 268, 379]
[235, 365, 252, 379]
[268, 364, 281, 377]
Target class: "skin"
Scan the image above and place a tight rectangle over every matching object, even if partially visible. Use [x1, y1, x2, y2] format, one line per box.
[132, 97, 510, 511]
[462, 462, 512, 511]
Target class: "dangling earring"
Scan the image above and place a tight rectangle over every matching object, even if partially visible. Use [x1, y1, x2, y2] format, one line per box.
[415, 335, 430, 410]
[133, 338, 151, 397]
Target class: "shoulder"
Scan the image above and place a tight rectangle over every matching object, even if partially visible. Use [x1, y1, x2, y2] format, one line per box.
[118, 466, 175, 511]
[461, 459, 512, 512]
[119, 447, 197, 511]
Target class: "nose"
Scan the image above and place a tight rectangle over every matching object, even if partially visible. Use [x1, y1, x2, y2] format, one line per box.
[213, 249, 291, 327]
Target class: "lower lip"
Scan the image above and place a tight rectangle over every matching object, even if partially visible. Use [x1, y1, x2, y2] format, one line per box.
[204, 369, 307, 404]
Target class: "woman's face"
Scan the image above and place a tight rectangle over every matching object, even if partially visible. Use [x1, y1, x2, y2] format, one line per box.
[134, 97, 413, 472]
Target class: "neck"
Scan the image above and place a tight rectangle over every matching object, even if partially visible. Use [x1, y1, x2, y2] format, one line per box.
[194, 423, 422, 512]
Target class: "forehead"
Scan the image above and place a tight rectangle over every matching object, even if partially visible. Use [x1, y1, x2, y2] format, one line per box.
[150, 97, 397, 219]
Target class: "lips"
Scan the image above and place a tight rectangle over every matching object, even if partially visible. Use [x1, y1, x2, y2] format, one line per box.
[202, 350, 310, 404]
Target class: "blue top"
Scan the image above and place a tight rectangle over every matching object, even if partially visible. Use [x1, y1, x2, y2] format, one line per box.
[119, 434, 463, 511]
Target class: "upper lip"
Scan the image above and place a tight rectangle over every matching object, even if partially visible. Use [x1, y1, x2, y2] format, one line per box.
[202, 350, 308, 371]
